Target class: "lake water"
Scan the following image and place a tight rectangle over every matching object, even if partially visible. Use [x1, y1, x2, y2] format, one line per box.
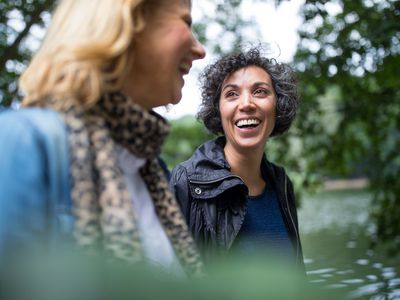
[299, 189, 400, 299]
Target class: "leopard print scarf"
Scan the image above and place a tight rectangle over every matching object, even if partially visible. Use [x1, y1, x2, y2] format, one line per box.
[55, 92, 203, 276]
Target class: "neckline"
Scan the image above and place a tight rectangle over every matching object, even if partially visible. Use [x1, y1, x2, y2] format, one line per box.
[248, 184, 268, 200]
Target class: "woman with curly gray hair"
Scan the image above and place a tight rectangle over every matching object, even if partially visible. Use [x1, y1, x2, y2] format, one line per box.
[170, 47, 304, 269]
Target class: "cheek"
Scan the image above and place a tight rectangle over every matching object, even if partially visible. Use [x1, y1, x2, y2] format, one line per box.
[269, 104, 277, 130]
[172, 27, 192, 49]
[218, 107, 227, 131]
[219, 103, 229, 123]
[181, 26, 195, 43]
[271, 105, 277, 119]
[269, 97, 277, 117]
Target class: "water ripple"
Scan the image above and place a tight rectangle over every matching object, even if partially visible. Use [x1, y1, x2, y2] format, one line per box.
[326, 283, 348, 289]
[307, 268, 336, 275]
[346, 282, 386, 299]
[383, 271, 397, 279]
[342, 278, 365, 284]
[304, 257, 314, 264]
[356, 259, 369, 265]
[389, 288, 400, 298]
[389, 278, 400, 288]
[309, 279, 326, 283]
[373, 263, 383, 269]
[336, 269, 354, 275]
[366, 274, 378, 281]
[346, 241, 357, 249]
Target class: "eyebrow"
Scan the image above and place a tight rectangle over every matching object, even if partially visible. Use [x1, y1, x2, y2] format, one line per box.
[222, 84, 238, 91]
[222, 81, 272, 91]
[181, 0, 192, 9]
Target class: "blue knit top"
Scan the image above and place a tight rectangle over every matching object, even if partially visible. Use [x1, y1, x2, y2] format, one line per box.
[232, 183, 294, 258]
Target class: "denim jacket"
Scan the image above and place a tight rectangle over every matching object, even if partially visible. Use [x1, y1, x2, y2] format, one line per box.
[0, 108, 74, 259]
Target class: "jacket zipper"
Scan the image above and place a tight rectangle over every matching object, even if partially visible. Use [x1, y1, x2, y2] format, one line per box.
[284, 175, 300, 264]
[189, 174, 244, 185]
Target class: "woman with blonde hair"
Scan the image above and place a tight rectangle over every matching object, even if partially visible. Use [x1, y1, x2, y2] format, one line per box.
[0, 0, 205, 276]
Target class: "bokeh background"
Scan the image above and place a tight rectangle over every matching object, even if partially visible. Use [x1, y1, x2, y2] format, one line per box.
[0, 0, 399, 298]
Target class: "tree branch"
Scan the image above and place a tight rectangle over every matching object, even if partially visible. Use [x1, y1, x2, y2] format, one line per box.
[0, 0, 52, 71]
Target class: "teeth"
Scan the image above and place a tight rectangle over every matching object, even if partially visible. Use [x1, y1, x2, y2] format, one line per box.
[179, 63, 190, 73]
[236, 119, 260, 127]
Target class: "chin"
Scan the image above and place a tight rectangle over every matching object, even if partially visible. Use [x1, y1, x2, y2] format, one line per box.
[170, 92, 182, 105]
[236, 140, 265, 151]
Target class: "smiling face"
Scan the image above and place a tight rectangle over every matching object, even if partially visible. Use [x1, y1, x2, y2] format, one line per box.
[219, 66, 277, 155]
[122, 0, 205, 109]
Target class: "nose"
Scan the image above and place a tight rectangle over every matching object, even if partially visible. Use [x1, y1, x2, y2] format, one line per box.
[191, 34, 206, 60]
[239, 92, 255, 111]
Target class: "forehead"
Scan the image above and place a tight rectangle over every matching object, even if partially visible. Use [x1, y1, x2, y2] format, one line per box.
[180, 0, 191, 8]
[150, 0, 191, 17]
[223, 66, 271, 85]
[157, 0, 190, 9]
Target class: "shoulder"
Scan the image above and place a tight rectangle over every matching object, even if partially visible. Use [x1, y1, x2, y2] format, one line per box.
[0, 108, 67, 168]
[173, 137, 227, 176]
[170, 163, 189, 186]
[262, 158, 295, 191]
[0, 108, 69, 195]
[170, 160, 192, 217]
[262, 157, 287, 178]
[0, 108, 65, 140]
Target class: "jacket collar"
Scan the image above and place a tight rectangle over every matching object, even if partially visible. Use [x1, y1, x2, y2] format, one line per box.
[185, 136, 285, 184]
[185, 136, 231, 182]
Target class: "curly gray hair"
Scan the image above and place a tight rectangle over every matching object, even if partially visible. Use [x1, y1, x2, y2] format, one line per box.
[197, 46, 299, 136]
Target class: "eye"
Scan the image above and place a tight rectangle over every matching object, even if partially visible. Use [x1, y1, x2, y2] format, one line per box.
[254, 88, 269, 96]
[225, 90, 238, 98]
[183, 16, 192, 27]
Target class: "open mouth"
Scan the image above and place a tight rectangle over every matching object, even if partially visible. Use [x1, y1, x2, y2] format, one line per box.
[235, 119, 261, 129]
[179, 62, 191, 74]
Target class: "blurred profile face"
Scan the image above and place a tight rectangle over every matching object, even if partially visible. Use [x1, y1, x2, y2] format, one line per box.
[122, 0, 205, 109]
[219, 66, 277, 155]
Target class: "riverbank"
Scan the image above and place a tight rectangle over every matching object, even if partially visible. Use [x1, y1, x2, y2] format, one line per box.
[323, 178, 369, 191]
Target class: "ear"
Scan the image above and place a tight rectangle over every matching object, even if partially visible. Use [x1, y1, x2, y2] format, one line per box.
[131, 3, 147, 35]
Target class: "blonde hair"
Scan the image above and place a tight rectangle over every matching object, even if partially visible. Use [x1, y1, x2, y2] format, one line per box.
[20, 0, 155, 107]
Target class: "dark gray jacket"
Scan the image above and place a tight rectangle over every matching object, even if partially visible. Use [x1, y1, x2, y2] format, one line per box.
[170, 137, 304, 267]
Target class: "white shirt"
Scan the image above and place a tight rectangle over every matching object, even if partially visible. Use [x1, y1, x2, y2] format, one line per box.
[116, 145, 184, 275]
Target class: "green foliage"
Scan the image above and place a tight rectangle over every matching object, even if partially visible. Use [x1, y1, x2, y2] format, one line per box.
[161, 115, 214, 170]
[293, 0, 400, 251]
[192, 0, 262, 55]
[0, 0, 54, 107]
[3, 250, 334, 300]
